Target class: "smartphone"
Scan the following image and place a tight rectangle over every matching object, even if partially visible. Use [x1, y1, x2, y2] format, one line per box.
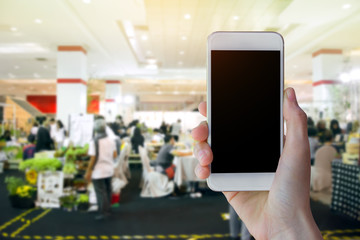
[207, 31, 284, 191]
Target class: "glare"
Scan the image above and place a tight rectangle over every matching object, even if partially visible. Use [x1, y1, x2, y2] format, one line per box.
[342, 4, 351, 9]
[141, 35, 148, 41]
[233, 16, 239, 20]
[340, 73, 350, 83]
[10, 27, 17, 32]
[184, 14, 191, 19]
[124, 95, 135, 104]
[34, 19, 42, 24]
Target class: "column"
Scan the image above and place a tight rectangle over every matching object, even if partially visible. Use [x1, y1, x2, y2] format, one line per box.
[57, 46, 87, 129]
[104, 80, 122, 122]
[312, 49, 343, 120]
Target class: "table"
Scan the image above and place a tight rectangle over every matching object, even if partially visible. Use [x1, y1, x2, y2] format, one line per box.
[174, 155, 204, 187]
[331, 161, 360, 221]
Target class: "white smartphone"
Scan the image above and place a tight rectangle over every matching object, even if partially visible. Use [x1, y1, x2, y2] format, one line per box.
[207, 31, 284, 191]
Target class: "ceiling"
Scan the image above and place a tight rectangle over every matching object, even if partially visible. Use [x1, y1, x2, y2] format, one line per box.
[1, 0, 360, 106]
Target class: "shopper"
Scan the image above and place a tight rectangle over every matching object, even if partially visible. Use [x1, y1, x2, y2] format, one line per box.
[55, 120, 66, 150]
[29, 122, 39, 139]
[23, 136, 36, 160]
[330, 119, 342, 137]
[151, 129, 164, 143]
[170, 119, 181, 141]
[155, 135, 175, 175]
[0, 130, 12, 142]
[35, 118, 53, 152]
[85, 119, 117, 220]
[131, 127, 144, 154]
[160, 121, 168, 134]
[49, 118, 57, 140]
[316, 120, 327, 143]
[191, 88, 323, 240]
[308, 126, 318, 165]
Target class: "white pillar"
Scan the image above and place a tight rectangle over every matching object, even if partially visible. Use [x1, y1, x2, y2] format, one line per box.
[57, 46, 87, 129]
[312, 49, 343, 120]
[105, 80, 122, 122]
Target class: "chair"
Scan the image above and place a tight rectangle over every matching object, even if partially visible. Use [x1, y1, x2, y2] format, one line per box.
[311, 145, 337, 192]
[138, 146, 174, 198]
[112, 142, 130, 194]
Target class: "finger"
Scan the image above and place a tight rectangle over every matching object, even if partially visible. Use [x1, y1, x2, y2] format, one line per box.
[191, 121, 208, 142]
[198, 102, 207, 117]
[195, 164, 210, 179]
[194, 141, 213, 167]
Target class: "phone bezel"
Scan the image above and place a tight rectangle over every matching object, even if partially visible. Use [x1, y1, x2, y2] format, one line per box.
[206, 31, 284, 191]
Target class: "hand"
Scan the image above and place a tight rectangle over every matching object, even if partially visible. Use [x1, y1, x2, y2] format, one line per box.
[192, 88, 322, 240]
[85, 170, 92, 183]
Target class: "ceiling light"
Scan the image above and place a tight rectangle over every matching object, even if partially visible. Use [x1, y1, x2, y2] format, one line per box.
[233, 16, 239, 20]
[83, 0, 91, 3]
[141, 35, 148, 41]
[184, 14, 191, 20]
[179, 51, 184, 55]
[145, 64, 158, 70]
[342, 4, 351, 9]
[181, 36, 187, 40]
[10, 27, 17, 32]
[14, 65, 19, 69]
[34, 19, 42, 24]
[0, 43, 48, 54]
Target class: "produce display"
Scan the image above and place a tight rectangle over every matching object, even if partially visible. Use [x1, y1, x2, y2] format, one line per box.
[63, 163, 77, 175]
[19, 158, 62, 172]
[3, 146, 23, 160]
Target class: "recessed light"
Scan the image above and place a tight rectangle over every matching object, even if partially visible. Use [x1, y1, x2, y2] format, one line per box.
[342, 4, 351, 9]
[10, 27, 18, 32]
[179, 51, 184, 55]
[34, 19, 42, 24]
[83, 0, 91, 3]
[181, 36, 187, 40]
[14, 65, 19, 69]
[141, 34, 148, 41]
[184, 14, 191, 20]
[233, 16, 239, 20]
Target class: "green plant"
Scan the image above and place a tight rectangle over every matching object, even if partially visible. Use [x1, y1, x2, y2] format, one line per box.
[63, 163, 77, 174]
[59, 195, 77, 208]
[5, 177, 25, 195]
[19, 158, 62, 172]
[3, 146, 23, 159]
[76, 194, 89, 204]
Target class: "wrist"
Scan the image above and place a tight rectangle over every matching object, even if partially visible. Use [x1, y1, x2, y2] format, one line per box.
[270, 209, 322, 240]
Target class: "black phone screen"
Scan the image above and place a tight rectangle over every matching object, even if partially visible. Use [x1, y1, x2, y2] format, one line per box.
[210, 50, 281, 173]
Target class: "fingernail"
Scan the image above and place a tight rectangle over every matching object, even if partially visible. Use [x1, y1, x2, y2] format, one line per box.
[197, 149, 208, 161]
[286, 88, 297, 103]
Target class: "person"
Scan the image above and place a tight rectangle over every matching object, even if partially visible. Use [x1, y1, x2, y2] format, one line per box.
[155, 135, 175, 172]
[170, 119, 181, 142]
[0, 130, 12, 142]
[308, 126, 318, 165]
[35, 118, 53, 152]
[49, 118, 57, 140]
[330, 119, 341, 137]
[23, 135, 36, 160]
[131, 127, 144, 154]
[85, 119, 117, 220]
[55, 120, 66, 150]
[29, 122, 39, 140]
[160, 121, 168, 134]
[307, 117, 315, 128]
[151, 129, 164, 143]
[316, 120, 327, 143]
[95, 115, 121, 154]
[191, 88, 323, 239]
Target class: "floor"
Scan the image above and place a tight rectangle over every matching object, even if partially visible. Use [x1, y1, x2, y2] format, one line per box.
[0, 167, 359, 240]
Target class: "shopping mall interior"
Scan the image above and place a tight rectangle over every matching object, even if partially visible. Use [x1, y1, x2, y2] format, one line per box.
[1, 0, 360, 239]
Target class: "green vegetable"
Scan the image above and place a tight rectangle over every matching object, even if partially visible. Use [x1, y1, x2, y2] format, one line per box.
[59, 195, 77, 208]
[19, 158, 62, 172]
[63, 163, 77, 174]
[76, 194, 89, 204]
[3, 146, 23, 159]
[5, 176, 25, 195]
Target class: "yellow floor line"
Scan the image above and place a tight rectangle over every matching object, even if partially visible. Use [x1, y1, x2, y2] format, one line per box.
[0, 208, 36, 231]
[10, 209, 52, 238]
